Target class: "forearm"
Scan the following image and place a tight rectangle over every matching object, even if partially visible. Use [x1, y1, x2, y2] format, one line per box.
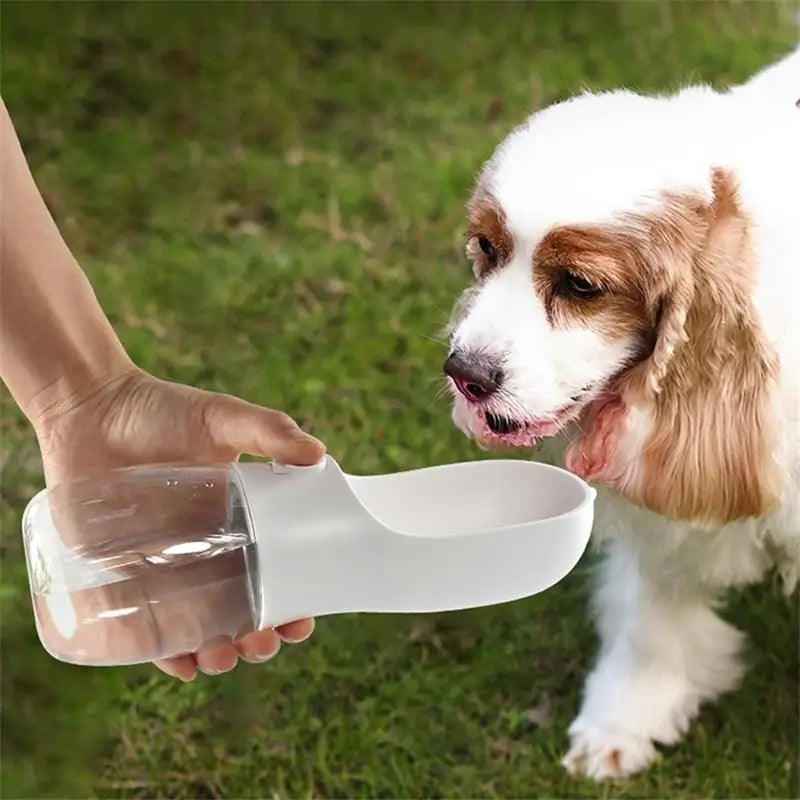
[0, 98, 134, 428]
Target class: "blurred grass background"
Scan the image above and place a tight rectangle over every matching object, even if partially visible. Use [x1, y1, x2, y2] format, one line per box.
[1, 1, 798, 798]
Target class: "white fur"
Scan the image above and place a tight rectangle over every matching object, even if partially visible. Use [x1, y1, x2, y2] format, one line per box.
[449, 47, 800, 779]
[451, 264, 634, 422]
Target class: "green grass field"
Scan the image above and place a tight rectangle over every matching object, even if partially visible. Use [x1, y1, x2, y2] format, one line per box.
[1, 2, 798, 797]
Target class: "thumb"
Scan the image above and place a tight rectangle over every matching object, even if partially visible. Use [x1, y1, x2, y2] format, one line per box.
[204, 394, 326, 465]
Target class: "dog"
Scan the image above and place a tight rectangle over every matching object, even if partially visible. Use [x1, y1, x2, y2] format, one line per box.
[443, 47, 799, 780]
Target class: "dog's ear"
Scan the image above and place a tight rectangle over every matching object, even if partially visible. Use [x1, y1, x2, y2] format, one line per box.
[618, 193, 702, 400]
[638, 272, 693, 398]
[617, 171, 781, 526]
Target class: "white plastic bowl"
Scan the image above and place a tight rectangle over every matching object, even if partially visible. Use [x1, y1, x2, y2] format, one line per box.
[236, 455, 596, 627]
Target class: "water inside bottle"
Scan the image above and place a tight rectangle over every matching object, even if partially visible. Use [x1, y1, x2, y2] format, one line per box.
[23, 464, 260, 666]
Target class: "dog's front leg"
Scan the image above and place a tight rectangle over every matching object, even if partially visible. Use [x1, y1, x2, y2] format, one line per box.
[562, 539, 746, 780]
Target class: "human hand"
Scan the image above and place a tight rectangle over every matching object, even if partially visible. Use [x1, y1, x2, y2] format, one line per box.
[31, 367, 326, 681]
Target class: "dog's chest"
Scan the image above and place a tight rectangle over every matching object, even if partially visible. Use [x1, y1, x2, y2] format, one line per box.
[591, 488, 792, 591]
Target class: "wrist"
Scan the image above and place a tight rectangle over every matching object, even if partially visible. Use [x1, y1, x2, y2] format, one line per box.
[0, 216, 138, 432]
[21, 347, 139, 437]
[0, 98, 140, 438]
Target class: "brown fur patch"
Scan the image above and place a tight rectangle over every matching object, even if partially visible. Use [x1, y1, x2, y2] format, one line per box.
[466, 188, 514, 277]
[558, 169, 780, 525]
[533, 225, 655, 353]
[620, 170, 780, 524]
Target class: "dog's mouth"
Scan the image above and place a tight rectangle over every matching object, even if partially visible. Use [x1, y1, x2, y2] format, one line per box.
[467, 401, 587, 449]
[485, 412, 521, 435]
[447, 374, 602, 450]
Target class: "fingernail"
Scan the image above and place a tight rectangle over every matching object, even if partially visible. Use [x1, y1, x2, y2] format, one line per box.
[280, 619, 315, 644]
[281, 629, 313, 644]
[300, 433, 326, 451]
[253, 652, 276, 663]
[165, 671, 195, 682]
[255, 642, 282, 661]
[281, 634, 310, 644]
[158, 664, 196, 682]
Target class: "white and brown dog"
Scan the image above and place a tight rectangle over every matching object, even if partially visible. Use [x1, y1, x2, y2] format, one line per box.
[444, 47, 799, 779]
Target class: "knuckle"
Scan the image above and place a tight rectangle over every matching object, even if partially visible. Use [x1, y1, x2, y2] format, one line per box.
[268, 410, 297, 431]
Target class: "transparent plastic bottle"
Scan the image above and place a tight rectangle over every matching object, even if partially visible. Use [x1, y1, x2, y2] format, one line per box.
[22, 463, 259, 666]
[22, 456, 596, 668]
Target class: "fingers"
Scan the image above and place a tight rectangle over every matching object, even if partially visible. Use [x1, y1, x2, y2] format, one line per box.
[154, 645, 241, 680]
[195, 640, 239, 675]
[155, 654, 198, 682]
[154, 645, 239, 679]
[235, 628, 282, 663]
[276, 617, 315, 644]
[153, 619, 314, 680]
[204, 396, 326, 465]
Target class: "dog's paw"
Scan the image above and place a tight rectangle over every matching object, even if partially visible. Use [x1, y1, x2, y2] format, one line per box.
[562, 720, 658, 780]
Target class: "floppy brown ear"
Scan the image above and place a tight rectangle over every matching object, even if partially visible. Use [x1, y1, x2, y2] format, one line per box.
[617, 170, 781, 526]
[639, 279, 693, 397]
[616, 187, 704, 399]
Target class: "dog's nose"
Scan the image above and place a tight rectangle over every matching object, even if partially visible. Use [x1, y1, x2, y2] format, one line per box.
[443, 351, 503, 402]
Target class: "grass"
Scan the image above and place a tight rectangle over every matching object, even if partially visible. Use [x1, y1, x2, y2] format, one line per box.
[1, 1, 798, 797]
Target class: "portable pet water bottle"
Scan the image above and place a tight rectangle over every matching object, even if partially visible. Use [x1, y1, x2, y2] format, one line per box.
[21, 456, 596, 666]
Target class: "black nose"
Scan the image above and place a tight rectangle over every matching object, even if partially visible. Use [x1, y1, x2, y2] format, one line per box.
[443, 351, 503, 402]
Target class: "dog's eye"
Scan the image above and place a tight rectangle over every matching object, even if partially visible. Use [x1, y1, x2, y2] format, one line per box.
[478, 236, 497, 262]
[560, 271, 602, 300]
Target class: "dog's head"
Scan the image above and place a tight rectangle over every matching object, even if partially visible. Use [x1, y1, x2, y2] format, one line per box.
[445, 89, 781, 526]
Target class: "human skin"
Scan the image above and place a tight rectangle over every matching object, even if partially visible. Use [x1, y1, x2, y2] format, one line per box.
[1, 97, 325, 680]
